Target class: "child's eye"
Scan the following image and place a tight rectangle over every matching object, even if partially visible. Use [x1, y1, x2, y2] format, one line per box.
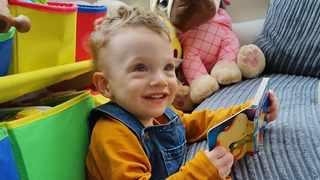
[133, 63, 148, 72]
[164, 63, 175, 71]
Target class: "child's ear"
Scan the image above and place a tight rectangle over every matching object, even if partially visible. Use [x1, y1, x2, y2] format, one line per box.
[92, 72, 112, 98]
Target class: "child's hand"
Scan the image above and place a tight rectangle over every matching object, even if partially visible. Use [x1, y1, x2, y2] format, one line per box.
[267, 90, 278, 122]
[204, 146, 233, 178]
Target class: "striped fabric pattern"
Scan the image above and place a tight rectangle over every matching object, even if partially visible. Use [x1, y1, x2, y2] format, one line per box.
[255, 0, 320, 77]
[186, 74, 320, 179]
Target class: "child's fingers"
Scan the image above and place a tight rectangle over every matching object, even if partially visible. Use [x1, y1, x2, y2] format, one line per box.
[210, 147, 233, 175]
[267, 90, 278, 121]
[208, 146, 227, 160]
[216, 156, 233, 178]
[217, 154, 233, 178]
[269, 90, 279, 105]
[267, 110, 278, 122]
[205, 147, 234, 178]
[215, 152, 233, 167]
[268, 90, 276, 103]
[219, 166, 231, 178]
[205, 146, 231, 163]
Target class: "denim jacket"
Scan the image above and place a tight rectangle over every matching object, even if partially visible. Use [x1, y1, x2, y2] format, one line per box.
[88, 102, 187, 180]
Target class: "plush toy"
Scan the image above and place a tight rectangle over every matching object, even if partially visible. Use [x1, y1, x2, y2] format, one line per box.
[152, 0, 266, 105]
[0, 0, 31, 33]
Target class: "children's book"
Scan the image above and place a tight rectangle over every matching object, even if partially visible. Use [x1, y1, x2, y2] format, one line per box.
[207, 78, 271, 160]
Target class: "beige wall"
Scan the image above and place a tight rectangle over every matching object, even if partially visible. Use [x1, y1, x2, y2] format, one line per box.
[227, 0, 269, 22]
[119, 0, 149, 8]
[49, 0, 268, 22]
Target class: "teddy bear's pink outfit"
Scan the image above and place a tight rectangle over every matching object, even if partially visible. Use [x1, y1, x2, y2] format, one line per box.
[180, 8, 240, 84]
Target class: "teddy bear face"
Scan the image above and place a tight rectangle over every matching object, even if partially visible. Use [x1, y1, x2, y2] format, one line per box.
[171, 0, 217, 32]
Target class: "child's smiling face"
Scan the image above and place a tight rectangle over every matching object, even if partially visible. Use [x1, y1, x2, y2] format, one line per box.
[96, 26, 178, 123]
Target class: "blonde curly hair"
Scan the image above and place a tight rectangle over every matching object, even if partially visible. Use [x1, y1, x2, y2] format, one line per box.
[89, 6, 170, 70]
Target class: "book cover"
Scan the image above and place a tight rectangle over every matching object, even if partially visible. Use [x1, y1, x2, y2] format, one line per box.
[207, 78, 271, 160]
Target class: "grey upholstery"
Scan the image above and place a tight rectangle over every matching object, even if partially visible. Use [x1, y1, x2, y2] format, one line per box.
[186, 74, 320, 179]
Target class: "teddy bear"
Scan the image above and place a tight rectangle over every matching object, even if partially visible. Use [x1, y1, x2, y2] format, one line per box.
[152, 0, 266, 105]
[0, 0, 31, 33]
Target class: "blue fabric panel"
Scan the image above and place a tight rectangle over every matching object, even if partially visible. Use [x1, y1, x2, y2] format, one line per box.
[0, 38, 13, 76]
[0, 135, 20, 180]
[255, 0, 320, 77]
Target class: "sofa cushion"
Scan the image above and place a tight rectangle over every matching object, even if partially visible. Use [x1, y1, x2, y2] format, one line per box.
[186, 75, 320, 179]
[255, 0, 320, 77]
[198, 74, 319, 108]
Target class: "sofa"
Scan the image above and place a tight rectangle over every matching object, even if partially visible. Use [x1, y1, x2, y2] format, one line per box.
[186, 0, 320, 179]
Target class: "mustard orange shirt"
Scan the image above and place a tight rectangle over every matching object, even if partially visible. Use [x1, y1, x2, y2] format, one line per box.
[86, 102, 250, 180]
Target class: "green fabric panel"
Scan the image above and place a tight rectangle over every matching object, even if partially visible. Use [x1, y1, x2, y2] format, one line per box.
[0, 27, 15, 42]
[8, 94, 94, 180]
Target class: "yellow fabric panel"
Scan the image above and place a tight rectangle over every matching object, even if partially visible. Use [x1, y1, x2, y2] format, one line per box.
[9, 3, 77, 73]
[91, 93, 110, 106]
[0, 61, 93, 103]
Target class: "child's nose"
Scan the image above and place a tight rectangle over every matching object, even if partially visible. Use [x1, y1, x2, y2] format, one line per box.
[149, 71, 168, 87]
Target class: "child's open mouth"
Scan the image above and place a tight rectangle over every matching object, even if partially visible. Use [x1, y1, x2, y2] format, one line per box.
[143, 93, 169, 102]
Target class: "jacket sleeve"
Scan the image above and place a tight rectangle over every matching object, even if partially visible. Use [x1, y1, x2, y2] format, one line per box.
[87, 118, 222, 180]
[86, 118, 152, 180]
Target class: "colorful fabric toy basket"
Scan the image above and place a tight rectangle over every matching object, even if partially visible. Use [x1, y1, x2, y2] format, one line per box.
[0, 91, 95, 180]
[76, 4, 107, 62]
[0, 27, 15, 76]
[9, 0, 77, 73]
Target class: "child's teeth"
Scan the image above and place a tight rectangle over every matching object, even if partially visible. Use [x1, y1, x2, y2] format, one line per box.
[151, 95, 163, 98]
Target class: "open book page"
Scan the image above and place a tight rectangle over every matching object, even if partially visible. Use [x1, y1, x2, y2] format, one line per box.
[207, 78, 270, 160]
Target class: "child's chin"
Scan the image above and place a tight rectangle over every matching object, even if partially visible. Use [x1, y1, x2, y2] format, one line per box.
[148, 108, 167, 118]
